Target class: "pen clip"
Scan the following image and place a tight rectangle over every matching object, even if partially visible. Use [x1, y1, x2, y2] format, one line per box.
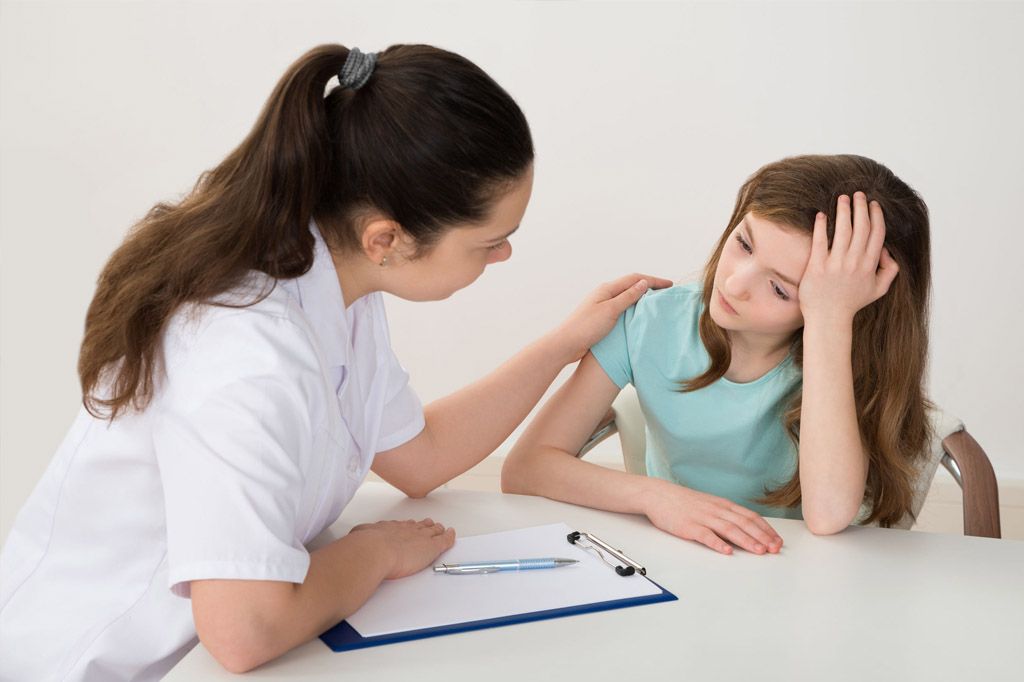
[567, 531, 646, 577]
[434, 564, 501, 575]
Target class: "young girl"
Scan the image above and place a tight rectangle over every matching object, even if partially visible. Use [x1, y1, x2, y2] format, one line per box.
[502, 155, 931, 555]
[0, 44, 670, 680]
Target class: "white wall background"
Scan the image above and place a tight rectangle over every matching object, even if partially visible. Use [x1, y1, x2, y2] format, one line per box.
[2, 0, 1023, 541]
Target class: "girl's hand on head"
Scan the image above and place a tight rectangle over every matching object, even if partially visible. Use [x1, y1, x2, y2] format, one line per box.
[348, 518, 456, 580]
[552, 273, 674, 363]
[642, 480, 784, 555]
[798, 192, 900, 325]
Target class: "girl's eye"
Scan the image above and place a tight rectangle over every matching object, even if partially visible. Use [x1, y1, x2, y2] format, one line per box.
[488, 240, 508, 251]
[734, 234, 752, 254]
[771, 281, 791, 301]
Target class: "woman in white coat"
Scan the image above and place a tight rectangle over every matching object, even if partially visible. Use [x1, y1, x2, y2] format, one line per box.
[0, 44, 667, 680]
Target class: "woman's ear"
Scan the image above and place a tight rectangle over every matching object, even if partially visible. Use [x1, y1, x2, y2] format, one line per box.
[360, 217, 403, 266]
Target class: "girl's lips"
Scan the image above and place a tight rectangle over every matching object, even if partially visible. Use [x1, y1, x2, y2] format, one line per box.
[718, 290, 739, 315]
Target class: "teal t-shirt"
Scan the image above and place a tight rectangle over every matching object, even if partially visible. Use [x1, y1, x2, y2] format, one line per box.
[590, 282, 804, 520]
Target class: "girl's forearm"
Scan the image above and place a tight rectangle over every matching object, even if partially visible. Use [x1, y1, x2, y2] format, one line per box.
[798, 316, 869, 534]
[502, 440, 656, 516]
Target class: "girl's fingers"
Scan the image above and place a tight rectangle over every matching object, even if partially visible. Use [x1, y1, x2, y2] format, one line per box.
[692, 527, 733, 555]
[417, 518, 435, 527]
[708, 519, 766, 555]
[875, 247, 900, 298]
[810, 211, 829, 265]
[848, 191, 871, 257]
[865, 200, 888, 264]
[721, 511, 777, 550]
[730, 507, 783, 546]
[831, 194, 853, 256]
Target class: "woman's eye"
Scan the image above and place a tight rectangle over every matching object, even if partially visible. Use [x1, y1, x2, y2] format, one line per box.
[734, 234, 752, 254]
[489, 240, 508, 251]
[771, 281, 791, 301]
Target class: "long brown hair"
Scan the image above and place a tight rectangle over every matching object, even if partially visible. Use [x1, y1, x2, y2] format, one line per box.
[79, 44, 533, 419]
[682, 155, 931, 527]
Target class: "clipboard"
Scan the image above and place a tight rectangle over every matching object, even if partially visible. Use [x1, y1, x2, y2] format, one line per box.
[319, 522, 677, 652]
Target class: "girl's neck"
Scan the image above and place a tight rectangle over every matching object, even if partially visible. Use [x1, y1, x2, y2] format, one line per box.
[724, 329, 794, 383]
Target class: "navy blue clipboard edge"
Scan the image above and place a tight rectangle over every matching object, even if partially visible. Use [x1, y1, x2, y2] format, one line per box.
[319, 577, 677, 652]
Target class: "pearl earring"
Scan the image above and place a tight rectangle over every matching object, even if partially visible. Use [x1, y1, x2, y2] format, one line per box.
[380, 256, 388, 267]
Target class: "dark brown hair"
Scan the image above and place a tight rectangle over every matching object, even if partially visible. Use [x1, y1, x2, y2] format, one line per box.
[79, 44, 533, 419]
[683, 155, 931, 527]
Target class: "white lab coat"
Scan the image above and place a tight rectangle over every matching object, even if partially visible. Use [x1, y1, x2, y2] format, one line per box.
[0, 224, 424, 681]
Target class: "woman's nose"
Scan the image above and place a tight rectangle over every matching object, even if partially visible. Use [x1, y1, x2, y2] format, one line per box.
[487, 243, 512, 264]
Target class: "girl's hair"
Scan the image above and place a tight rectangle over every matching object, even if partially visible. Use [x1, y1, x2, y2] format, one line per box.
[79, 44, 534, 419]
[683, 155, 931, 527]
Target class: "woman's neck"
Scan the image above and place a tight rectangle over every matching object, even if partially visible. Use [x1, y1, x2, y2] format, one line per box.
[330, 250, 381, 309]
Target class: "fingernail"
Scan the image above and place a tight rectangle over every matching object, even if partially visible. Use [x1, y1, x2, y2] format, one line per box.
[634, 279, 649, 290]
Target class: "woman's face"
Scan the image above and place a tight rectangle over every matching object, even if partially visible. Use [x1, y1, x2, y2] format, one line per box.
[710, 212, 812, 339]
[390, 167, 533, 302]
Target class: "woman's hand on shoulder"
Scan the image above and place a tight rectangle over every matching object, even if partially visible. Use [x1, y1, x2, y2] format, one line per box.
[798, 192, 900, 325]
[552, 273, 674, 363]
[348, 518, 456, 579]
[642, 479, 783, 555]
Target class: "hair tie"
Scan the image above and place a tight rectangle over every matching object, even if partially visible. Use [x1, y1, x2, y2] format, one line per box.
[338, 48, 377, 91]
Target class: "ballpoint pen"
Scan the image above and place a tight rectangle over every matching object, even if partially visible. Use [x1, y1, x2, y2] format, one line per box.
[433, 558, 578, 574]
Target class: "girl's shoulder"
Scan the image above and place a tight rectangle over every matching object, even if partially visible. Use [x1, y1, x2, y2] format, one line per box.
[633, 281, 704, 324]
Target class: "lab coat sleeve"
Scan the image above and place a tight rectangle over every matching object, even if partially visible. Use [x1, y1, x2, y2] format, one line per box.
[153, 309, 322, 598]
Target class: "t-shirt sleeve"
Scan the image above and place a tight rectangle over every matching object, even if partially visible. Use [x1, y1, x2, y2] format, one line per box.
[153, 311, 321, 598]
[590, 303, 638, 389]
[373, 298, 426, 453]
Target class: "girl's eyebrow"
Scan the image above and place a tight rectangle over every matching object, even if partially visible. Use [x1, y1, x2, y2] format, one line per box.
[485, 224, 519, 244]
[742, 220, 801, 288]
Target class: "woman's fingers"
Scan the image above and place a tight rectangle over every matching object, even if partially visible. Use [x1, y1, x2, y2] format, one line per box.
[599, 273, 674, 300]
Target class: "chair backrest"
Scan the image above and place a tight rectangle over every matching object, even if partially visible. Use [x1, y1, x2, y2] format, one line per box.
[601, 386, 1001, 538]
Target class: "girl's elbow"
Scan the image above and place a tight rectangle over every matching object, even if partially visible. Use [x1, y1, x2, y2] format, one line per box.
[803, 507, 858, 536]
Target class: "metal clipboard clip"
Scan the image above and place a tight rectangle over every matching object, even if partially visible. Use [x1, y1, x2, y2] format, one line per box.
[567, 530, 646, 577]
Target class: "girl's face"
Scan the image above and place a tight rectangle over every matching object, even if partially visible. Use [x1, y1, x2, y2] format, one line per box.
[709, 212, 812, 339]
[390, 167, 533, 302]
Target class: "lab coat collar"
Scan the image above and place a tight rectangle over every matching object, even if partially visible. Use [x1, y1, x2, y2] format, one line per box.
[290, 221, 352, 369]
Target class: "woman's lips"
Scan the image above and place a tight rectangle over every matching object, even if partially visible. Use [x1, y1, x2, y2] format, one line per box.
[718, 290, 739, 315]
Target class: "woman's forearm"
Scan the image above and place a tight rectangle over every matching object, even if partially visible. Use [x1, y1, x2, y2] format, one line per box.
[798, 316, 869, 533]
[192, 531, 393, 673]
[413, 331, 577, 492]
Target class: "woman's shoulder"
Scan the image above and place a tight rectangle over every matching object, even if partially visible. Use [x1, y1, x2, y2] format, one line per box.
[162, 274, 320, 379]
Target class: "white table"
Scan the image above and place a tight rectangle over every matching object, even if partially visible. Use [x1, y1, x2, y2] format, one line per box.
[168, 482, 1024, 681]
